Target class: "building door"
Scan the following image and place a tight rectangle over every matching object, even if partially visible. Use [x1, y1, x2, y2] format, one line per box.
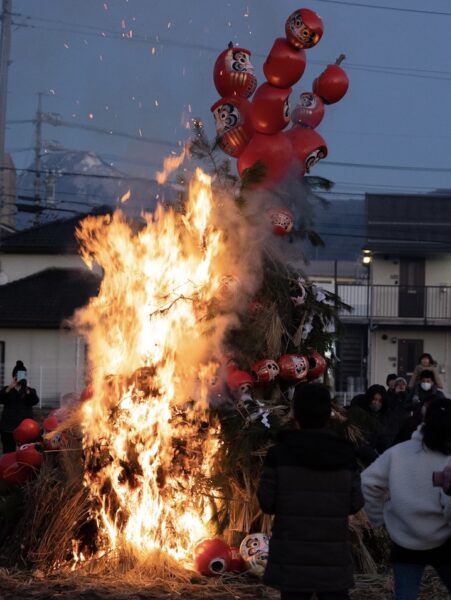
[335, 325, 367, 393]
[398, 338, 423, 381]
[398, 258, 425, 317]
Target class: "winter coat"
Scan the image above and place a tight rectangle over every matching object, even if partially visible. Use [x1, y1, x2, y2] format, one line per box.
[347, 395, 405, 454]
[0, 385, 39, 431]
[257, 429, 364, 593]
[410, 384, 445, 407]
[362, 428, 451, 550]
[408, 364, 444, 390]
[387, 390, 415, 415]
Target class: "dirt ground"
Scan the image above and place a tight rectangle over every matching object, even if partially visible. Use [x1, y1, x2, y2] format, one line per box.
[0, 569, 449, 600]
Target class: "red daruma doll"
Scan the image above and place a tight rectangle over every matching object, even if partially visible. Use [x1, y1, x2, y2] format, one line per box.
[291, 92, 325, 129]
[251, 83, 291, 134]
[213, 45, 257, 98]
[285, 8, 324, 50]
[211, 96, 254, 158]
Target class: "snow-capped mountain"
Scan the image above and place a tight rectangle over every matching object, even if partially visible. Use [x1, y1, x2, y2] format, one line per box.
[16, 150, 178, 229]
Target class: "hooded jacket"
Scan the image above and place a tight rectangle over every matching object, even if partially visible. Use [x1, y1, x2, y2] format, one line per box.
[257, 428, 364, 593]
[0, 384, 39, 431]
[362, 428, 451, 550]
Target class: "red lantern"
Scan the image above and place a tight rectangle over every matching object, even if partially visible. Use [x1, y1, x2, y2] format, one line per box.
[211, 96, 254, 158]
[286, 126, 328, 173]
[267, 207, 294, 236]
[43, 415, 59, 431]
[285, 8, 324, 50]
[194, 538, 231, 576]
[307, 351, 327, 380]
[291, 92, 325, 129]
[13, 418, 41, 445]
[251, 359, 280, 383]
[214, 46, 257, 98]
[278, 354, 309, 381]
[16, 443, 45, 469]
[237, 132, 294, 189]
[263, 38, 306, 88]
[251, 83, 291, 134]
[229, 546, 246, 573]
[313, 63, 349, 105]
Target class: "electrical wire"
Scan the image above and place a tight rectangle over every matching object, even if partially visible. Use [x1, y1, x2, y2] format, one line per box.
[315, 0, 451, 16]
[9, 16, 451, 81]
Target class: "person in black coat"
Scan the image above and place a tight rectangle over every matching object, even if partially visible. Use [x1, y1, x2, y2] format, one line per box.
[0, 360, 39, 453]
[348, 384, 407, 454]
[257, 384, 364, 600]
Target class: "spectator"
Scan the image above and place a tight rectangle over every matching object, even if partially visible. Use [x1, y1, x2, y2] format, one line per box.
[394, 396, 434, 445]
[411, 369, 445, 407]
[0, 360, 39, 453]
[386, 373, 398, 392]
[361, 398, 451, 599]
[348, 385, 404, 454]
[387, 377, 414, 414]
[408, 353, 444, 390]
[257, 383, 364, 600]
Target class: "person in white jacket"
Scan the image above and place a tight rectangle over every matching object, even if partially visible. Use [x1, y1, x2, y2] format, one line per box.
[361, 398, 451, 600]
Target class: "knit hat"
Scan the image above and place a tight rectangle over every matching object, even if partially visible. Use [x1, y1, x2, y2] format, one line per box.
[394, 377, 407, 386]
[293, 383, 331, 429]
[12, 360, 27, 378]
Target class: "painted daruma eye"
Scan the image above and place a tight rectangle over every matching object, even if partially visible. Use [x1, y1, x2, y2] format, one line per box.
[283, 99, 290, 121]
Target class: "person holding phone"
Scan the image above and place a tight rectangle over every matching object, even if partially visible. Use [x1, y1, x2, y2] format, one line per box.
[0, 360, 39, 453]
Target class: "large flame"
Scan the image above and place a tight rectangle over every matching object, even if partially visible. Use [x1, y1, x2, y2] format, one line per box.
[75, 168, 244, 564]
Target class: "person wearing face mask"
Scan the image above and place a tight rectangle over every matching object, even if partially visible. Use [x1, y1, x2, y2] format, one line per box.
[411, 369, 445, 408]
[0, 360, 39, 453]
[408, 353, 444, 391]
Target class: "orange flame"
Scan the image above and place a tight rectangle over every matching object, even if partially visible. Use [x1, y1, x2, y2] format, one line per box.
[120, 188, 131, 203]
[155, 144, 189, 185]
[75, 168, 247, 565]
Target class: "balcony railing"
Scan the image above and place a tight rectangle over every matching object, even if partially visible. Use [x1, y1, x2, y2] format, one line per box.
[338, 284, 451, 322]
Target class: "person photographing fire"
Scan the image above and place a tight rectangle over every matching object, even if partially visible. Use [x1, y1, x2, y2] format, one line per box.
[0, 360, 39, 453]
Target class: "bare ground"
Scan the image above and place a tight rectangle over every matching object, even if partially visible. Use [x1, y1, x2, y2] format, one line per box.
[0, 570, 448, 600]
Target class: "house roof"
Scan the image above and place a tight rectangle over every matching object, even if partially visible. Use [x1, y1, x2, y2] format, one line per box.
[366, 193, 451, 255]
[0, 268, 101, 328]
[0, 206, 112, 255]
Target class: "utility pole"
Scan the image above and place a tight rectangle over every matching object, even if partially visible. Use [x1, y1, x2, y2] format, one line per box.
[33, 92, 43, 226]
[0, 0, 12, 235]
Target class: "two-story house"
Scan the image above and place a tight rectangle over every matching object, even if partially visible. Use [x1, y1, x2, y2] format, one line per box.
[337, 192, 451, 400]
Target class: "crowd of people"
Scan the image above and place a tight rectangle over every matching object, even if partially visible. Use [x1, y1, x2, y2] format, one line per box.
[258, 352, 451, 600]
[0, 356, 450, 599]
[346, 353, 446, 464]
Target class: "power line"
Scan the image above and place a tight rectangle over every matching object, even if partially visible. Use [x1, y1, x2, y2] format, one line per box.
[324, 161, 451, 173]
[10, 16, 451, 81]
[315, 0, 451, 16]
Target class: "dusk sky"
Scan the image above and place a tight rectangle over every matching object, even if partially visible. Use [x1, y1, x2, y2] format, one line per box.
[5, 0, 451, 198]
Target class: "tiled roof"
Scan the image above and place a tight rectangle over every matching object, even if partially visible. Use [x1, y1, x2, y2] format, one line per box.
[0, 268, 101, 328]
[0, 206, 112, 254]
